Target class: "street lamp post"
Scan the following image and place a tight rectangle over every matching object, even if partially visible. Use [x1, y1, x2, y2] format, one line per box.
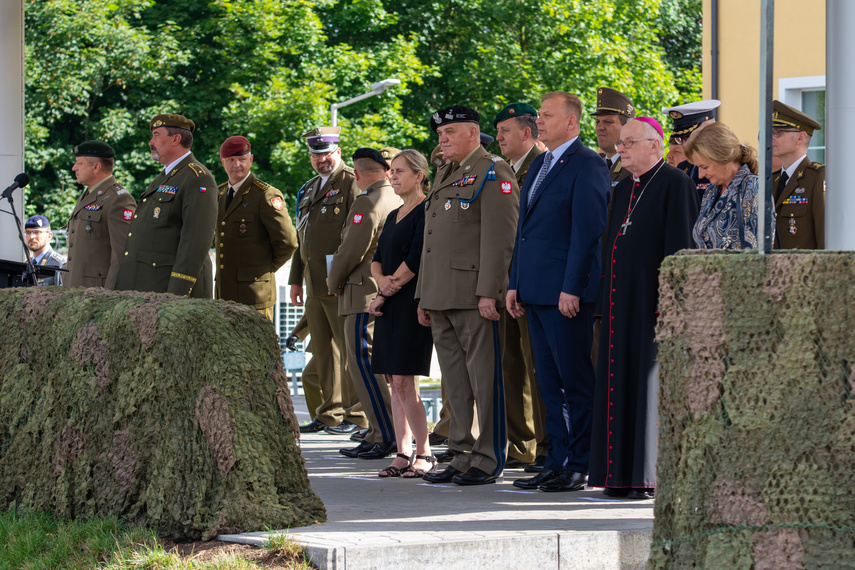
[330, 78, 401, 127]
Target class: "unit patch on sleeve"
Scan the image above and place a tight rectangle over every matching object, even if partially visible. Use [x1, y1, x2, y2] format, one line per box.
[270, 197, 284, 210]
[500, 181, 513, 194]
[353, 213, 363, 225]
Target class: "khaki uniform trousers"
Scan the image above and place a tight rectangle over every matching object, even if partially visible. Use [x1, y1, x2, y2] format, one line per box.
[503, 313, 548, 463]
[343, 313, 394, 445]
[431, 308, 507, 476]
[301, 356, 323, 420]
[305, 295, 365, 427]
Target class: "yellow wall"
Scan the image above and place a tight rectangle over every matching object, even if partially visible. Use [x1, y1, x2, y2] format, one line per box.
[702, 0, 825, 145]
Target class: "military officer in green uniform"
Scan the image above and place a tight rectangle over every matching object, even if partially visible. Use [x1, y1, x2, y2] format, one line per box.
[771, 100, 825, 249]
[329, 148, 402, 459]
[419, 105, 520, 486]
[66, 140, 136, 289]
[215, 136, 297, 320]
[115, 114, 217, 297]
[290, 127, 367, 435]
[492, 102, 547, 470]
[591, 88, 635, 186]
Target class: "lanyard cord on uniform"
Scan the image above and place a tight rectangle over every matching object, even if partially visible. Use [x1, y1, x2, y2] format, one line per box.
[457, 164, 495, 204]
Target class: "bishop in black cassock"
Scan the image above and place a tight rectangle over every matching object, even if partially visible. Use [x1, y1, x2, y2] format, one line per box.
[589, 117, 700, 498]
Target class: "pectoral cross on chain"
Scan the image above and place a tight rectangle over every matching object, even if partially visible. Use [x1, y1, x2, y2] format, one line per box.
[620, 219, 632, 235]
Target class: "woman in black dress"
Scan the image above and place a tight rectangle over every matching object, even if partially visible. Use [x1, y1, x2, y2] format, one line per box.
[368, 149, 435, 478]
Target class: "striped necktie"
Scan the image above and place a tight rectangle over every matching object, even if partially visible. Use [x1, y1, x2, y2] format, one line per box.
[528, 151, 553, 205]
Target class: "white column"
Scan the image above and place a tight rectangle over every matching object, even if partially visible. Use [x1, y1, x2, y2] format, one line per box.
[826, 0, 855, 250]
[0, 0, 26, 262]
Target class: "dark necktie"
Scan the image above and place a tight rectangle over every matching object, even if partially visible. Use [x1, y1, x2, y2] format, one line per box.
[605, 157, 613, 170]
[225, 187, 235, 209]
[776, 171, 789, 202]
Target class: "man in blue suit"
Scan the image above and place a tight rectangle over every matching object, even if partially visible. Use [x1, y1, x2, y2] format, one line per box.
[506, 91, 610, 492]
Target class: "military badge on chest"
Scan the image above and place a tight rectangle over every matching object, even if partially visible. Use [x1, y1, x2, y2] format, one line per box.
[153, 207, 161, 219]
[789, 217, 797, 235]
[451, 175, 477, 187]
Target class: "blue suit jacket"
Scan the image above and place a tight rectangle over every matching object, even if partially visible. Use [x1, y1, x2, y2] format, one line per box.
[508, 138, 609, 305]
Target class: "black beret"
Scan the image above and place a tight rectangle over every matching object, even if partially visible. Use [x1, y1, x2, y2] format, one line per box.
[74, 140, 115, 158]
[150, 113, 195, 132]
[352, 147, 389, 170]
[430, 105, 480, 132]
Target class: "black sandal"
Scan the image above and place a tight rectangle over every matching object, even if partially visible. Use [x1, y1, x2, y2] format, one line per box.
[378, 453, 411, 477]
[402, 454, 436, 478]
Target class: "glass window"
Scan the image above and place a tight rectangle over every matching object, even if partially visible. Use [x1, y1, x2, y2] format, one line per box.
[801, 90, 825, 163]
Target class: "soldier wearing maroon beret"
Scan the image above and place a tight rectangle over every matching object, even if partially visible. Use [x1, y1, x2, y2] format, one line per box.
[215, 135, 297, 320]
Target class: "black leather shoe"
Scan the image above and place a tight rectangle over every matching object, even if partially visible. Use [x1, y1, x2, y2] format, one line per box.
[539, 470, 588, 492]
[357, 441, 396, 459]
[350, 428, 368, 442]
[428, 432, 448, 446]
[299, 419, 329, 433]
[512, 468, 559, 490]
[339, 440, 374, 458]
[423, 465, 462, 484]
[627, 488, 655, 500]
[434, 450, 455, 463]
[505, 457, 529, 469]
[325, 420, 359, 435]
[603, 487, 630, 497]
[524, 456, 546, 473]
[452, 467, 498, 486]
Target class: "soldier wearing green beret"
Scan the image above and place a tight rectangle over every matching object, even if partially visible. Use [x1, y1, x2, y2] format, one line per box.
[215, 136, 297, 320]
[66, 140, 136, 289]
[771, 100, 825, 249]
[115, 114, 218, 297]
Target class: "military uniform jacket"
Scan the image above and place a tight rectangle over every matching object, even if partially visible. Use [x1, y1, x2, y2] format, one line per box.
[115, 153, 217, 296]
[514, 145, 542, 186]
[215, 173, 298, 309]
[288, 161, 360, 297]
[65, 175, 136, 289]
[415, 147, 520, 310]
[772, 157, 825, 249]
[328, 179, 401, 315]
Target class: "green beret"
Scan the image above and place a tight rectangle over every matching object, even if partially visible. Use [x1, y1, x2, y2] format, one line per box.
[772, 100, 822, 136]
[150, 113, 195, 133]
[492, 103, 538, 128]
[73, 140, 115, 158]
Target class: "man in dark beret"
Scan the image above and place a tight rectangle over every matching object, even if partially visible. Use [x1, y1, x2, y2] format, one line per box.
[418, 105, 520, 486]
[291, 126, 367, 435]
[215, 135, 297, 320]
[115, 113, 218, 297]
[65, 140, 136, 289]
[25, 215, 65, 286]
[771, 100, 825, 249]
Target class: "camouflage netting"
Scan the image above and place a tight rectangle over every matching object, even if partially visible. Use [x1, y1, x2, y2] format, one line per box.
[0, 288, 325, 540]
[651, 251, 855, 569]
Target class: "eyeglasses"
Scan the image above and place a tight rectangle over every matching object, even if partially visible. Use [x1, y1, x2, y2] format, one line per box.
[771, 129, 801, 138]
[614, 138, 655, 150]
[25, 230, 48, 237]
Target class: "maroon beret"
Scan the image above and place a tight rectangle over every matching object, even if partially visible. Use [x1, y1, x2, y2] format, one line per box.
[220, 136, 251, 158]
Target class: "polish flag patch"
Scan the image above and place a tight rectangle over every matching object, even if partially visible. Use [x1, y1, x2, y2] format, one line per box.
[270, 197, 283, 211]
[500, 181, 513, 194]
[122, 209, 133, 221]
[353, 213, 363, 225]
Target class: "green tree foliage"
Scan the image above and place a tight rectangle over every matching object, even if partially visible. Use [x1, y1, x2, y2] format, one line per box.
[23, 0, 699, 223]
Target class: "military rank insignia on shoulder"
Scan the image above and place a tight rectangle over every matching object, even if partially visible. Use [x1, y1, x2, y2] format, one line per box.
[808, 162, 824, 171]
[116, 188, 129, 196]
[188, 163, 206, 177]
[490, 155, 502, 162]
[255, 180, 272, 190]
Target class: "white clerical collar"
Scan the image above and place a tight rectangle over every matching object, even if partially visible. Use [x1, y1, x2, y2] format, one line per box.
[510, 145, 536, 173]
[783, 154, 807, 179]
[631, 158, 664, 183]
[163, 150, 191, 175]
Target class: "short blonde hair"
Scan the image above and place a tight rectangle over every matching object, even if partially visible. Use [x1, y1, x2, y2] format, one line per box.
[542, 91, 582, 121]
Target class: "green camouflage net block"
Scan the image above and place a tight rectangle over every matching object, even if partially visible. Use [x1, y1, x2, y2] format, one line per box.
[0, 288, 325, 539]
[651, 251, 855, 569]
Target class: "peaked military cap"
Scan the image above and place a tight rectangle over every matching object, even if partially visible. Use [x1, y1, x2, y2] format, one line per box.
[590, 88, 636, 118]
[150, 113, 195, 132]
[302, 126, 340, 154]
[380, 147, 401, 160]
[352, 147, 389, 170]
[772, 100, 822, 136]
[492, 102, 538, 127]
[25, 215, 51, 229]
[73, 140, 115, 158]
[220, 136, 252, 158]
[430, 105, 480, 132]
[429, 144, 445, 168]
[665, 100, 721, 141]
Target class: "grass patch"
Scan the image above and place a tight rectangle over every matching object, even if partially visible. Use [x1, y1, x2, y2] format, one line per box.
[0, 509, 313, 569]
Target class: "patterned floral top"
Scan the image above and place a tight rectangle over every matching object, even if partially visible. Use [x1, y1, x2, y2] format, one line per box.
[692, 164, 758, 249]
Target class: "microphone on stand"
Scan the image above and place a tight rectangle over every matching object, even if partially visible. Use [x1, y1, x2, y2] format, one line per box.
[1, 173, 29, 200]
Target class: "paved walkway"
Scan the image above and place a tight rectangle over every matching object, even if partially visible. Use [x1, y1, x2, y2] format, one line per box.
[219, 395, 655, 570]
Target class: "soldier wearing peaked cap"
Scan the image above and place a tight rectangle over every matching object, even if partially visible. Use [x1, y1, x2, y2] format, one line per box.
[215, 136, 297, 320]
[290, 126, 367, 435]
[771, 100, 825, 249]
[115, 113, 218, 297]
[665, 99, 721, 200]
[591, 88, 635, 186]
[419, 104, 520, 486]
[66, 140, 136, 289]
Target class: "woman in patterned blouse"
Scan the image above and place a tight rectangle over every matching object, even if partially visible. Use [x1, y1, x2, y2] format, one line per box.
[684, 123, 759, 249]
